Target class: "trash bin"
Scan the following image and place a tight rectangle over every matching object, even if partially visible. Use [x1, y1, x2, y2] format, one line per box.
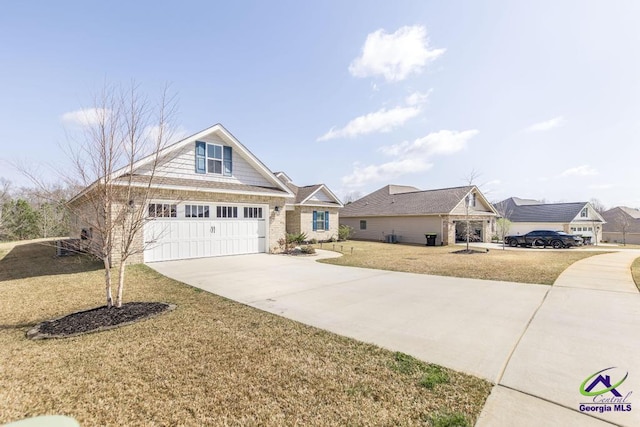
[425, 233, 437, 246]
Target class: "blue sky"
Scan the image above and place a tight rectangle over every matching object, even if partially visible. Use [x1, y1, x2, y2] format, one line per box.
[1, 1, 639, 207]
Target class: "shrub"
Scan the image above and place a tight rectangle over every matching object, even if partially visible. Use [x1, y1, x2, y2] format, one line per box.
[287, 232, 307, 245]
[309, 238, 318, 244]
[338, 224, 354, 241]
[300, 245, 316, 254]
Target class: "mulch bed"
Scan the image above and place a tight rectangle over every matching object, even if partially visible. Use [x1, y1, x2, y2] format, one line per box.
[27, 302, 175, 340]
[451, 249, 488, 255]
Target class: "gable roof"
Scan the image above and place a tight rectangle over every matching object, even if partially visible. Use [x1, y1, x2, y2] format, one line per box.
[274, 172, 343, 207]
[602, 207, 640, 233]
[341, 185, 496, 217]
[70, 124, 293, 203]
[496, 198, 605, 223]
[619, 206, 640, 219]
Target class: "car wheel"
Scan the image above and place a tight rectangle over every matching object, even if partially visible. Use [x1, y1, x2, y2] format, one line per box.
[509, 239, 518, 247]
[533, 239, 545, 248]
[551, 240, 563, 249]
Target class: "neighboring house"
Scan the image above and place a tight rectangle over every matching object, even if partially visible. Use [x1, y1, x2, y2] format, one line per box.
[274, 172, 343, 241]
[494, 197, 606, 243]
[339, 185, 497, 246]
[601, 206, 640, 245]
[68, 124, 294, 263]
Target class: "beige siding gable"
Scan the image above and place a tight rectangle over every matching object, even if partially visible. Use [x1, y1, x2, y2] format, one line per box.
[307, 187, 333, 203]
[570, 204, 603, 222]
[450, 191, 493, 215]
[135, 137, 273, 187]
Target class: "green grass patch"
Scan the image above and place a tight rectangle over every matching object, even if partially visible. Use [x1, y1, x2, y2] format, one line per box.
[390, 352, 450, 390]
[427, 412, 470, 427]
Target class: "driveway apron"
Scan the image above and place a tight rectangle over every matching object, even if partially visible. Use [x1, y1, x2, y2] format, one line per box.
[477, 250, 640, 427]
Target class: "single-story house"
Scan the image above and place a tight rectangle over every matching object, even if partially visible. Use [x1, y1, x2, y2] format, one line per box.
[68, 124, 296, 263]
[339, 185, 498, 245]
[494, 197, 606, 243]
[601, 206, 640, 245]
[274, 172, 343, 241]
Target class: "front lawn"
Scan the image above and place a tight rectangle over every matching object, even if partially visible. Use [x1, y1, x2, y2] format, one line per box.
[0, 241, 491, 426]
[316, 240, 607, 285]
[632, 257, 640, 291]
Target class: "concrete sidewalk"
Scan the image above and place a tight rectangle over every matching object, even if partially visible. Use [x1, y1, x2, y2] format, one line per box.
[476, 250, 640, 427]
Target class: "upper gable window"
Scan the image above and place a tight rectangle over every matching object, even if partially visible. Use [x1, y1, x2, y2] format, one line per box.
[581, 207, 588, 218]
[195, 141, 232, 176]
[467, 193, 476, 208]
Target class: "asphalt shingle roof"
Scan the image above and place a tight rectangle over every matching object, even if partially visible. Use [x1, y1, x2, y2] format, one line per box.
[602, 207, 640, 232]
[340, 185, 474, 217]
[116, 175, 289, 195]
[495, 197, 590, 223]
[274, 172, 341, 206]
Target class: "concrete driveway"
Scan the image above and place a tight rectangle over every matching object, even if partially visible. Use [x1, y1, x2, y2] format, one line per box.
[149, 249, 640, 427]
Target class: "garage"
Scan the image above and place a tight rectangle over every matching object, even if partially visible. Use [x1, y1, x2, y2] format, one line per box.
[143, 202, 267, 262]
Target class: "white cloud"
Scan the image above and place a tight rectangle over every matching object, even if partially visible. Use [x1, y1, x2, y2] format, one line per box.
[380, 129, 478, 157]
[144, 124, 189, 145]
[405, 90, 431, 106]
[317, 105, 421, 141]
[560, 165, 598, 177]
[342, 129, 478, 188]
[61, 108, 110, 127]
[349, 25, 445, 82]
[342, 158, 433, 188]
[525, 116, 565, 132]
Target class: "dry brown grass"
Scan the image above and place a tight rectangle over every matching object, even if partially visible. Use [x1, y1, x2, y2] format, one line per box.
[0, 241, 491, 426]
[317, 240, 607, 285]
[632, 257, 640, 291]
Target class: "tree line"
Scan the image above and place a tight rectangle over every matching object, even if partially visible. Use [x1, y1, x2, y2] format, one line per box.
[0, 177, 75, 241]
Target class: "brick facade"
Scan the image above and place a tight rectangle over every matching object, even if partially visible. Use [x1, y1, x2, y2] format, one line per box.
[286, 205, 340, 241]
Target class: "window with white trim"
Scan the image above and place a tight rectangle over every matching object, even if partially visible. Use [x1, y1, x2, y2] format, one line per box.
[195, 141, 232, 176]
[243, 207, 263, 219]
[581, 207, 588, 218]
[360, 220, 367, 230]
[216, 206, 238, 218]
[148, 203, 176, 218]
[185, 204, 210, 218]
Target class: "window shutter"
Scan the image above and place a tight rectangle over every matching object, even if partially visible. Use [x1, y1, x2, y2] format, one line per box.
[312, 211, 317, 231]
[223, 146, 232, 176]
[195, 141, 206, 173]
[325, 211, 329, 230]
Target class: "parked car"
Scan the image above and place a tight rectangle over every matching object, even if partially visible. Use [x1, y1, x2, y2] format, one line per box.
[504, 230, 583, 249]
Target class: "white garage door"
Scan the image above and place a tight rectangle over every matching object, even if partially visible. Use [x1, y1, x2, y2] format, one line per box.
[143, 203, 267, 262]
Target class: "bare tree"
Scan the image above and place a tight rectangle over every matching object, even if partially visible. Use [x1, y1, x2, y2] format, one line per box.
[25, 82, 178, 308]
[589, 198, 607, 214]
[613, 209, 632, 246]
[113, 84, 177, 307]
[0, 178, 11, 236]
[462, 169, 482, 252]
[343, 190, 362, 205]
[0, 178, 10, 203]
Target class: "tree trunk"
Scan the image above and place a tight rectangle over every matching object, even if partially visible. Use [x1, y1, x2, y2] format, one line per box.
[103, 258, 113, 308]
[116, 261, 126, 308]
